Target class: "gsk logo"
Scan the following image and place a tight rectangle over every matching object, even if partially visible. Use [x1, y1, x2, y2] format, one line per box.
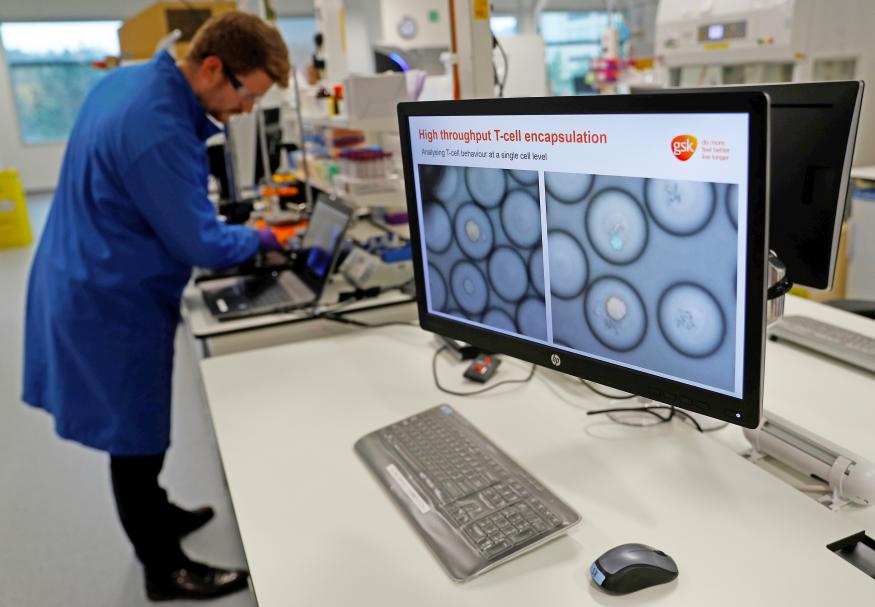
[671, 134, 698, 161]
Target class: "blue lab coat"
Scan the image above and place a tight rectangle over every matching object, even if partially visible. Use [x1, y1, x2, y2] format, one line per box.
[22, 51, 259, 456]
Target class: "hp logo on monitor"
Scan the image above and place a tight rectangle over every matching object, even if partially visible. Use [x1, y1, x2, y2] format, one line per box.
[550, 354, 561, 367]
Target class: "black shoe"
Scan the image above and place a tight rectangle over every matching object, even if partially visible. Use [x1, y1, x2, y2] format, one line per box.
[145, 562, 249, 601]
[172, 505, 215, 537]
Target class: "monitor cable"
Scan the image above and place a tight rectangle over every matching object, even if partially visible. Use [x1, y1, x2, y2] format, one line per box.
[318, 313, 418, 330]
[432, 346, 536, 396]
[579, 379, 636, 400]
[586, 404, 706, 432]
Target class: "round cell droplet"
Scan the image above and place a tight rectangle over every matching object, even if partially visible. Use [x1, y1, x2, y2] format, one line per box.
[516, 298, 547, 341]
[450, 261, 489, 316]
[509, 169, 538, 186]
[465, 167, 507, 208]
[585, 189, 649, 265]
[529, 249, 545, 297]
[419, 164, 461, 205]
[501, 190, 541, 248]
[645, 179, 716, 236]
[545, 172, 594, 203]
[488, 247, 529, 302]
[482, 308, 517, 333]
[726, 183, 738, 230]
[584, 276, 647, 352]
[427, 264, 447, 311]
[453, 203, 494, 260]
[548, 230, 589, 299]
[423, 203, 452, 253]
[658, 283, 726, 358]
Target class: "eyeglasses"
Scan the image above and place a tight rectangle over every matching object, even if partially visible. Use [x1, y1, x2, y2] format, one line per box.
[221, 61, 258, 102]
[221, 62, 243, 91]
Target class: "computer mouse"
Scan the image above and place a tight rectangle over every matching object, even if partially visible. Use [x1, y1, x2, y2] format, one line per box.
[589, 543, 678, 594]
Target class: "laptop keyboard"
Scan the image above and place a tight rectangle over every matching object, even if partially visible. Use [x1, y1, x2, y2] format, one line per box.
[250, 283, 293, 307]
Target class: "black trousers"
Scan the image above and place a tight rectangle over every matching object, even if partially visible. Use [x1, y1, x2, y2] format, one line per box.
[109, 452, 187, 574]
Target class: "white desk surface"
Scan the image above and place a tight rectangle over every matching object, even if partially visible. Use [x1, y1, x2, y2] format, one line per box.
[200, 294, 875, 606]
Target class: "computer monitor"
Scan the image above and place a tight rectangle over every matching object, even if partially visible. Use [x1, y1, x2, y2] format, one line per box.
[398, 93, 769, 428]
[647, 81, 864, 290]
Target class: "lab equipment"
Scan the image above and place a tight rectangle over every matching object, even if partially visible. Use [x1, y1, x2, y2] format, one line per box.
[354, 404, 581, 582]
[338, 236, 413, 291]
[768, 315, 875, 375]
[655, 0, 875, 165]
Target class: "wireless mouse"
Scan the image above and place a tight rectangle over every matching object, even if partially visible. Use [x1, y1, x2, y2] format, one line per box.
[589, 543, 678, 594]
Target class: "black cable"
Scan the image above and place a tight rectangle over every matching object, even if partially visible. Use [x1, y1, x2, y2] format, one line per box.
[495, 36, 509, 96]
[432, 346, 536, 396]
[579, 378, 636, 400]
[318, 313, 418, 329]
[491, 34, 509, 97]
[586, 404, 704, 432]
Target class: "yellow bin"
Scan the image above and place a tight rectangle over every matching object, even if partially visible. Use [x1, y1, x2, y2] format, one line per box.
[0, 168, 33, 248]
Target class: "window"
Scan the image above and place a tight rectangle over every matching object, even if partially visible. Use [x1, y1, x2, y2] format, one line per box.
[276, 16, 318, 73]
[0, 21, 121, 144]
[539, 11, 622, 96]
[490, 15, 519, 37]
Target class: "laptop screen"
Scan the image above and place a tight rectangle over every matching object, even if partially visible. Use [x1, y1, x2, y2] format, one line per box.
[302, 197, 351, 278]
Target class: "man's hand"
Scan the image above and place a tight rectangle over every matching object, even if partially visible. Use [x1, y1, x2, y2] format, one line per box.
[255, 228, 283, 252]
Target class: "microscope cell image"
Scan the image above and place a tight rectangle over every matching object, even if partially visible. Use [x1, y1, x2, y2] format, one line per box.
[585, 188, 649, 265]
[645, 179, 716, 236]
[418, 164, 546, 342]
[421, 164, 461, 205]
[453, 203, 494, 260]
[423, 202, 453, 253]
[450, 261, 489, 316]
[658, 282, 726, 358]
[545, 171, 594, 203]
[482, 308, 518, 333]
[726, 183, 738, 229]
[584, 276, 647, 352]
[547, 230, 589, 299]
[516, 297, 548, 341]
[501, 189, 542, 248]
[427, 263, 448, 311]
[545, 171, 740, 392]
[466, 167, 507, 207]
[488, 246, 529, 303]
[509, 169, 539, 186]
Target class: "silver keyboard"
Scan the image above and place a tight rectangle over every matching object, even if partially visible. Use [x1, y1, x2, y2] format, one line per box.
[355, 404, 580, 582]
[769, 315, 875, 374]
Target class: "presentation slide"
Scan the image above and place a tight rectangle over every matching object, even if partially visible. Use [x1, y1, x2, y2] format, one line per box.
[410, 113, 749, 397]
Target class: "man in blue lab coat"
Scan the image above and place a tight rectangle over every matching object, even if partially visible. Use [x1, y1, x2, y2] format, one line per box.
[22, 12, 289, 601]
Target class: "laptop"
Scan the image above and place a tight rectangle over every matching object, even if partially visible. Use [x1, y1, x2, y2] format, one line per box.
[202, 196, 352, 321]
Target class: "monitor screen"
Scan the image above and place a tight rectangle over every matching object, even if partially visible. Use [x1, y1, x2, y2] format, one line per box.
[399, 94, 768, 428]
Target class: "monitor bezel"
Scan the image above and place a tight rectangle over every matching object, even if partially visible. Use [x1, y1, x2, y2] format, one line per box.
[398, 92, 769, 429]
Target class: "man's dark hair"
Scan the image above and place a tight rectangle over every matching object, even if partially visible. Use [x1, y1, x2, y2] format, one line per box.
[187, 12, 290, 88]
